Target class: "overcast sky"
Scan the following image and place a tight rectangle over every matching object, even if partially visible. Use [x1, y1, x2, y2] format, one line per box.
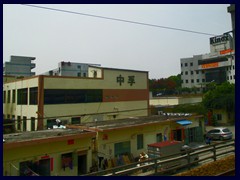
[3, 4, 232, 79]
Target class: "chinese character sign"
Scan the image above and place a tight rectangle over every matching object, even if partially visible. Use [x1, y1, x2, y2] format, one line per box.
[116, 75, 136, 86]
[128, 76, 135, 86]
[116, 75, 124, 86]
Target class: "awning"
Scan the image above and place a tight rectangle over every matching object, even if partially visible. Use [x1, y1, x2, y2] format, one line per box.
[176, 120, 192, 126]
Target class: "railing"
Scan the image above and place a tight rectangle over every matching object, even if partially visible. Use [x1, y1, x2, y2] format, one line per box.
[84, 139, 235, 176]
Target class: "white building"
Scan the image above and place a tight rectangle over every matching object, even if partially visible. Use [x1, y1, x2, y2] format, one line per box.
[42, 61, 101, 77]
[180, 33, 235, 92]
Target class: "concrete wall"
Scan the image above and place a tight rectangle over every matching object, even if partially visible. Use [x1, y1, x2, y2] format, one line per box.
[150, 96, 202, 106]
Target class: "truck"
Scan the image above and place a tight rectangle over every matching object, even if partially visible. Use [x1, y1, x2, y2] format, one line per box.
[147, 141, 199, 173]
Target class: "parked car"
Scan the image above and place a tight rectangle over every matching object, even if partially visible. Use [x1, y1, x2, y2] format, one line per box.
[206, 127, 233, 140]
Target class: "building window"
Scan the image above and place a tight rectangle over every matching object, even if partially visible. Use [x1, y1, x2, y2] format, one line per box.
[227, 76, 229, 80]
[3, 91, 6, 103]
[71, 117, 81, 124]
[186, 80, 188, 83]
[190, 62, 193, 66]
[93, 71, 97, 78]
[191, 71, 194, 75]
[19, 161, 39, 176]
[230, 76, 232, 80]
[77, 73, 81, 77]
[181, 63, 183, 67]
[229, 66, 231, 70]
[137, 134, 144, 150]
[12, 90, 16, 103]
[62, 153, 73, 170]
[78, 65, 81, 69]
[185, 63, 188, 67]
[202, 70, 205, 74]
[31, 117, 35, 131]
[216, 114, 222, 121]
[7, 90, 11, 103]
[44, 89, 103, 104]
[30, 87, 38, 105]
[83, 73, 87, 77]
[114, 141, 131, 156]
[181, 71, 183, 75]
[156, 133, 163, 142]
[17, 116, 21, 130]
[232, 65, 235, 70]
[197, 79, 199, 83]
[191, 79, 194, 83]
[196, 70, 199, 74]
[234, 75, 235, 79]
[47, 119, 57, 129]
[202, 79, 205, 82]
[17, 88, 28, 105]
[185, 71, 188, 75]
[23, 116, 27, 131]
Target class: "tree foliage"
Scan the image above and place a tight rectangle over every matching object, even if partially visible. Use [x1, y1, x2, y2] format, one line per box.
[202, 82, 235, 112]
[149, 74, 181, 95]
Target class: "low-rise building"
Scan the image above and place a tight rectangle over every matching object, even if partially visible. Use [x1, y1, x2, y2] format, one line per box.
[3, 66, 149, 131]
[68, 115, 205, 171]
[3, 129, 96, 176]
[3, 114, 204, 176]
[42, 61, 101, 77]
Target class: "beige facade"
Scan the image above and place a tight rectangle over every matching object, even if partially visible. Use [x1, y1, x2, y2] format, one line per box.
[3, 129, 96, 176]
[212, 109, 235, 125]
[71, 115, 205, 171]
[3, 67, 149, 131]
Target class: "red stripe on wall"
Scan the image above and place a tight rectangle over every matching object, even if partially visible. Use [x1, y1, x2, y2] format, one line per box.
[103, 89, 148, 102]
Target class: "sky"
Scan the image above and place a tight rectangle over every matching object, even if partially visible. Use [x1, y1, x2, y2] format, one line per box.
[3, 4, 232, 79]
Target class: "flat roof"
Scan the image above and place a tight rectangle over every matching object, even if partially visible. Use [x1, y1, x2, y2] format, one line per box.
[78, 115, 203, 132]
[3, 128, 95, 144]
[89, 65, 148, 74]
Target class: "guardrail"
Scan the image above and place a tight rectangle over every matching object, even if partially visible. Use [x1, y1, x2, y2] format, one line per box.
[84, 139, 235, 176]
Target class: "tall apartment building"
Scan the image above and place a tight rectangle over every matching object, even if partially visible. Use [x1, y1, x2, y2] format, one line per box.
[3, 56, 36, 77]
[3, 66, 149, 131]
[43, 61, 101, 77]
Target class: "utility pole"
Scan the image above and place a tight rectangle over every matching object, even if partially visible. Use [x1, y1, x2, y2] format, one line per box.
[227, 4, 235, 51]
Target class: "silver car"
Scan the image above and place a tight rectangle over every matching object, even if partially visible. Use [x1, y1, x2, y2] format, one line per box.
[206, 127, 233, 140]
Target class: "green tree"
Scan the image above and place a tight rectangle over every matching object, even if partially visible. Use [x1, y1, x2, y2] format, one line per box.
[202, 82, 235, 113]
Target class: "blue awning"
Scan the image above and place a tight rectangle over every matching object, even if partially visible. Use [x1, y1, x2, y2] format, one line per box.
[176, 120, 192, 126]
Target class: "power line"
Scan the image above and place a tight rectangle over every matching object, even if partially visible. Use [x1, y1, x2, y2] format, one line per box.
[21, 4, 217, 36]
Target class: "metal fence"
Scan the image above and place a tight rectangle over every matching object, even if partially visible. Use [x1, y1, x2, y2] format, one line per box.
[84, 139, 235, 176]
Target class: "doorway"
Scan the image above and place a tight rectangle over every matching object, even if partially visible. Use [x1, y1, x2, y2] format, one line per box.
[78, 154, 87, 175]
[172, 129, 182, 141]
[38, 159, 50, 176]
